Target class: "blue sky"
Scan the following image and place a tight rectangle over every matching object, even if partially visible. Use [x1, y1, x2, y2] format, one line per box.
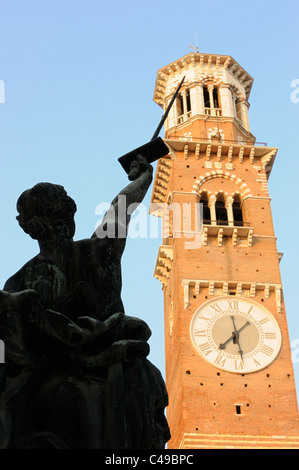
[1, 0, 299, 401]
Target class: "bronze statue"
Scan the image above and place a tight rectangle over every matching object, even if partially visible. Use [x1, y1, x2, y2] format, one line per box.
[0, 155, 170, 449]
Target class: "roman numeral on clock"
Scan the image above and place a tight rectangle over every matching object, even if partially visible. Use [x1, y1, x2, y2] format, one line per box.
[210, 302, 223, 313]
[234, 359, 244, 370]
[264, 332, 276, 340]
[253, 358, 261, 368]
[197, 313, 210, 322]
[227, 300, 238, 312]
[261, 344, 274, 357]
[194, 329, 206, 337]
[198, 342, 213, 356]
[214, 354, 226, 367]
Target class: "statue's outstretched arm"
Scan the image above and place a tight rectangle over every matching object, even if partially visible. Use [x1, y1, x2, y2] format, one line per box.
[92, 155, 153, 240]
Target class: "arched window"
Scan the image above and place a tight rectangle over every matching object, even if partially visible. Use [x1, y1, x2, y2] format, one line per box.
[200, 193, 211, 225]
[186, 89, 191, 113]
[213, 87, 220, 108]
[216, 195, 228, 226]
[203, 85, 221, 116]
[177, 93, 184, 118]
[177, 89, 191, 119]
[176, 89, 192, 123]
[233, 195, 243, 226]
[203, 86, 210, 108]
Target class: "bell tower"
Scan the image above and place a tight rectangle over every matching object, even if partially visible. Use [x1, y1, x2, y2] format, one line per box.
[150, 53, 299, 449]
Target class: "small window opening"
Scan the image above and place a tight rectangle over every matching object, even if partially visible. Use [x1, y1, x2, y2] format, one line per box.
[200, 192, 211, 225]
[177, 90, 191, 118]
[203, 86, 210, 108]
[213, 87, 220, 108]
[233, 195, 243, 226]
[235, 405, 242, 415]
[186, 89, 191, 112]
[177, 94, 184, 117]
[216, 195, 228, 226]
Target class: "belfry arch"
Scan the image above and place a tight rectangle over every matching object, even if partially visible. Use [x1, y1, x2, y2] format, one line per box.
[193, 173, 251, 227]
[192, 171, 252, 199]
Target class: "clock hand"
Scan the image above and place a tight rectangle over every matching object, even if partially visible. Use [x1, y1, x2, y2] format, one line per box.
[219, 319, 250, 350]
[231, 316, 246, 362]
[231, 316, 240, 345]
[218, 316, 241, 351]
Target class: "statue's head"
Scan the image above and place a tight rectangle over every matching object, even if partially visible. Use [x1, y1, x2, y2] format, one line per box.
[16, 183, 77, 242]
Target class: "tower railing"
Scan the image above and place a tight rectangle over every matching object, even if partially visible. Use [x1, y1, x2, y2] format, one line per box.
[177, 111, 192, 124]
[204, 107, 222, 117]
[203, 220, 250, 227]
[165, 134, 268, 147]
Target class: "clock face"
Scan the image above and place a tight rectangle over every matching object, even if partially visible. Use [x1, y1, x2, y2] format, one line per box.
[190, 296, 282, 374]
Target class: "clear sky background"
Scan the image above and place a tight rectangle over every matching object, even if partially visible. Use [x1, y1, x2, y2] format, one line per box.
[1, 0, 299, 403]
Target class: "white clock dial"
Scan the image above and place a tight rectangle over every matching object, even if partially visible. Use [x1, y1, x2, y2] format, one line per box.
[190, 296, 282, 374]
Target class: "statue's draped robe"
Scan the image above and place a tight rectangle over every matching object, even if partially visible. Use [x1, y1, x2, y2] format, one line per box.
[0, 242, 170, 449]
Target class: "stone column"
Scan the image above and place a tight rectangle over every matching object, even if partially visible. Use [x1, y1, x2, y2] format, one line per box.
[198, 83, 205, 114]
[181, 90, 188, 121]
[173, 96, 179, 125]
[208, 85, 215, 115]
[219, 84, 234, 117]
[232, 94, 237, 119]
[190, 84, 205, 115]
[240, 98, 251, 132]
[209, 195, 217, 226]
[166, 96, 176, 129]
[225, 196, 234, 226]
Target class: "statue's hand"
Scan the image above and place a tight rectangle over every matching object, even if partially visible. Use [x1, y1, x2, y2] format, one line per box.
[128, 154, 153, 181]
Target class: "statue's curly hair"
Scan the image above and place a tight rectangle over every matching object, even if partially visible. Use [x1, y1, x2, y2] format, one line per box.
[16, 183, 77, 241]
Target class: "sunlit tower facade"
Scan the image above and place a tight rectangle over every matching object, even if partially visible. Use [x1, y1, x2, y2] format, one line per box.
[150, 52, 299, 449]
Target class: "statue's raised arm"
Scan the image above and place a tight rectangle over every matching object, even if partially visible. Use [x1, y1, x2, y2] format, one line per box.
[92, 154, 153, 243]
